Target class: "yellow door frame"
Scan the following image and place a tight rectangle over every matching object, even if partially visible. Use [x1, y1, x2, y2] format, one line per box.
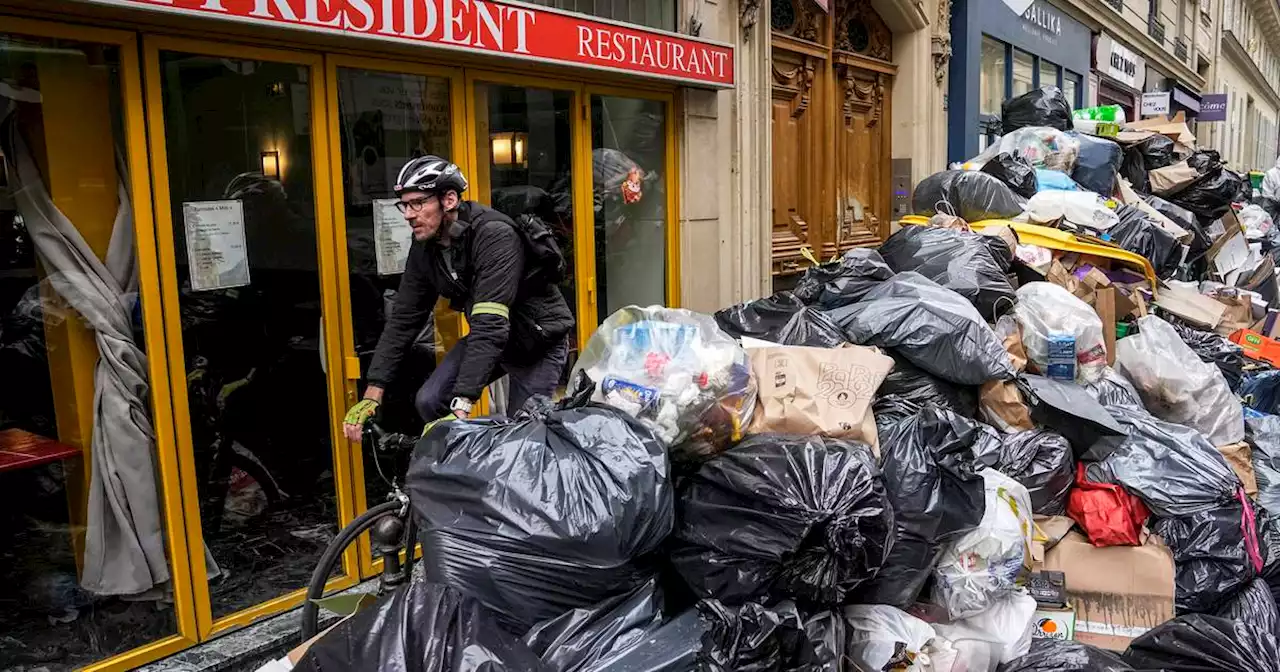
[464, 70, 599, 350]
[1, 16, 201, 672]
[140, 34, 360, 640]
[321, 53, 468, 579]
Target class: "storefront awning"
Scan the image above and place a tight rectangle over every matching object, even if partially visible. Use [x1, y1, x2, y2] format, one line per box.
[1172, 84, 1201, 113]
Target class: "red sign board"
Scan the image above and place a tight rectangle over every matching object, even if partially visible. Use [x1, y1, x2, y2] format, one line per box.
[81, 0, 735, 87]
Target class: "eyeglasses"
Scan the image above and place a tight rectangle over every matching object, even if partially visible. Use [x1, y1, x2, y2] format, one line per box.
[395, 196, 434, 214]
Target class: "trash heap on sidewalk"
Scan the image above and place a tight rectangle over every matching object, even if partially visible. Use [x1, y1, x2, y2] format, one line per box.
[266, 85, 1280, 672]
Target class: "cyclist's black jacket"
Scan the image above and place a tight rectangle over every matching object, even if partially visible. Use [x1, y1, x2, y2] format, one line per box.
[365, 201, 574, 400]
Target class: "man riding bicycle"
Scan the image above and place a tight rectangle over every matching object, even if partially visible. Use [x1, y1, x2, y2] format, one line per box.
[342, 156, 574, 441]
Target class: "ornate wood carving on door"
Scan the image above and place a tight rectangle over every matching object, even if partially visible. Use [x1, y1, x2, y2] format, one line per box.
[770, 0, 896, 280]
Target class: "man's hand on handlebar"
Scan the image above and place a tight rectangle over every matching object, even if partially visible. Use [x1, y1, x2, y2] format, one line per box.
[343, 390, 383, 443]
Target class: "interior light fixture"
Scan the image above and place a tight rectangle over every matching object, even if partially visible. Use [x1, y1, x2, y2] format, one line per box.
[489, 131, 528, 167]
[260, 150, 280, 180]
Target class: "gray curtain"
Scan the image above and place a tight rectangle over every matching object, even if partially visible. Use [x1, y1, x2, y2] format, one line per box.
[5, 121, 168, 596]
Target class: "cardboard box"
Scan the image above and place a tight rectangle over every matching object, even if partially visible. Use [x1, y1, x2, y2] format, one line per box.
[1041, 530, 1175, 651]
[1032, 607, 1077, 641]
[1230, 328, 1280, 366]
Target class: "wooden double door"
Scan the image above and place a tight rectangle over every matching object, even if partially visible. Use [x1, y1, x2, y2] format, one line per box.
[770, 0, 896, 281]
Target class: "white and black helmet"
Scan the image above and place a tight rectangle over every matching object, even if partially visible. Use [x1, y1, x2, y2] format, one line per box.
[394, 155, 468, 197]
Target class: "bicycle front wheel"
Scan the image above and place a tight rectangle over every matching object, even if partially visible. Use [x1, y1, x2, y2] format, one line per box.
[299, 499, 404, 639]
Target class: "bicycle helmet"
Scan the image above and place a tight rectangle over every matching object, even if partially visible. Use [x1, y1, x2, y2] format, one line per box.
[394, 155, 468, 197]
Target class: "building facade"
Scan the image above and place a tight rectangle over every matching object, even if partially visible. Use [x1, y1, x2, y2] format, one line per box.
[0, 0, 779, 669]
[1202, 0, 1280, 173]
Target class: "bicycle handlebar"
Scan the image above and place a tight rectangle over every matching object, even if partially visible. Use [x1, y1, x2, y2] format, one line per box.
[364, 422, 416, 454]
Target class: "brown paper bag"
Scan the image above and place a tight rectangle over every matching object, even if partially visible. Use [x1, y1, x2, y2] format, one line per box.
[979, 379, 1034, 433]
[1216, 442, 1258, 497]
[1148, 160, 1200, 196]
[747, 343, 894, 452]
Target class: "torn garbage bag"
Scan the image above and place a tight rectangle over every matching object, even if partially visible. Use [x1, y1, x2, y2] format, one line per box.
[997, 638, 1134, 672]
[912, 170, 1026, 222]
[1067, 463, 1150, 547]
[981, 152, 1039, 198]
[1091, 404, 1243, 517]
[408, 398, 673, 633]
[1213, 577, 1280, 640]
[1108, 205, 1184, 279]
[291, 581, 548, 672]
[713, 292, 846, 348]
[669, 434, 895, 606]
[1002, 86, 1073, 133]
[855, 405, 1002, 607]
[1016, 374, 1127, 461]
[877, 225, 1017, 318]
[1069, 132, 1123, 196]
[1153, 499, 1262, 614]
[878, 351, 980, 418]
[1013, 282, 1108, 385]
[932, 469, 1035, 620]
[1247, 412, 1280, 514]
[996, 429, 1074, 516]
[829, 272, 1016, 386]
[791, 248, 895, 310]
[572, 306, 758, 463]
[1115, 315, 1245, 446]
[1122, 614, 1280, 672]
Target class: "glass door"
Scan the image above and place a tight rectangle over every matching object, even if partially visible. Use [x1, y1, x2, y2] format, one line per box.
[323, 55, 466, 576]
[142, 36, 356, 636]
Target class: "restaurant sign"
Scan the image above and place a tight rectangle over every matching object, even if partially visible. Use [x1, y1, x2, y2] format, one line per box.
[78, 0, 736, 87]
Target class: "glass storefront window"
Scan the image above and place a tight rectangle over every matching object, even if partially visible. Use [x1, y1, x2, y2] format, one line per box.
[155, 51, 341, 619]
[1012, 49, 1035, 97]
[1064, 72, 1082, 108]
[980, 36, 1006, 116]
[333, 67, 454, 505]
[0, 32, 176, 669]
[1039, 59, 1060, 90]
[591, 95, 667, 320]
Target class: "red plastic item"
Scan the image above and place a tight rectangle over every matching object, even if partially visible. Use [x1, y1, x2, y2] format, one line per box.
[1067, 463, 1150, 547]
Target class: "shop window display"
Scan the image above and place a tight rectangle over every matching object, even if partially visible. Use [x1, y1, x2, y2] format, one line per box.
[0, 33, 175, 669]
[1013, 49, 1035, 97]
[980, 36, 1006, 116]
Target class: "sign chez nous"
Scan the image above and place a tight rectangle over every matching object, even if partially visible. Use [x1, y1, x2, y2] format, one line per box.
[79, 0, 736, 87]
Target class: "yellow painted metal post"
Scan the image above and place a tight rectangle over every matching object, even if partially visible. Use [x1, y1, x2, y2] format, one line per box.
[23, 51, 121, 573]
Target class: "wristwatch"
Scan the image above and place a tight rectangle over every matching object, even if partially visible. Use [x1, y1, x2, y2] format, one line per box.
[449, 397, 474, 415]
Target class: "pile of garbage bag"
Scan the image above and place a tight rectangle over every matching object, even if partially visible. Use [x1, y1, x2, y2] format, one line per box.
[878, 225, 1017, 318]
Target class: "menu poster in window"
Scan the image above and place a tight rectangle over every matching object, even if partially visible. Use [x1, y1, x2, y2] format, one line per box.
[372, 198, 412, 275]
[183, 200, 251, 291]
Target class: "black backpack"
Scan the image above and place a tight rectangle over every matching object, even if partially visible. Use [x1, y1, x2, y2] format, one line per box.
[511, 213, 567, 286]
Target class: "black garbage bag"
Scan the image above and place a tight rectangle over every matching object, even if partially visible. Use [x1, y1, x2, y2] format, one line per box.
[877, 351, 980, 418]
[877, 225, 1018, 319]
[408, 398, 673, 633]
[981, 152, 1039, 198]
[912, 170, 1027, 222]
[1247, 412, 1280, 514]
[791, 248, 895, 310]
[523, 579, 665, 672]
[292, 581, 548, 672]
[1121, 135, 1177, 193]
[1090, 405, 1242, 517]
[1017, 374, 1127, 461]
[1123, 614, 1280, 672]
[872, 395, 924, 437]
[996, 429, 1074, 516]
[853, 405, 1002, 607]
[1169, 319, 1248, 391]
[1108, 205, 1183, 279]
[1120, 148, 1151, 193]
[669, 435, 895, 607]
[1260, 508, 1280, 604]
[713, 292, 847, 348]
[1188, 149, 1223, 172]
[1001, 86, 1072, 134]
[1152, 500, 1260, 614]
[1213, 578, 1280, 639]
[1170, 167, 1245, 221]
[829, 272, 1016, 386]
[698, 599, 822, 671]
[1070, 132, 1124, 196]
[1085, 368, 1146, 410]
[997, 638, 1134, 671]
[1245, 372, 1280, 415]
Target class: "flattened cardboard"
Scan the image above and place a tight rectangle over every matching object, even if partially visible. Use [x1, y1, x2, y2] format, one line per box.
[1216, 441, 1258, 497]
[1041, 531, 1175, 652]
[1154, 284, 1226, 329]
[1148, 161, 1200, 196]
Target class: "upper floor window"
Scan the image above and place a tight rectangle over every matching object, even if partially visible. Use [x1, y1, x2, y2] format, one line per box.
[525, 0, 677, 32]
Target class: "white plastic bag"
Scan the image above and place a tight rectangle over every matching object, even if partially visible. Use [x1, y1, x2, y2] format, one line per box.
[932, 591, 1038, 672]
[1013, 282, 1108, 385]
[1240, 203, 1274, 240]
[1024, 191, 1120, 231]
[572, 306, 758, 462]
[1115, 315, 1245, 446]
[932, 469, 1034, 620]
[997, 127, 1081, 173]
[844, 605, 945, 671]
